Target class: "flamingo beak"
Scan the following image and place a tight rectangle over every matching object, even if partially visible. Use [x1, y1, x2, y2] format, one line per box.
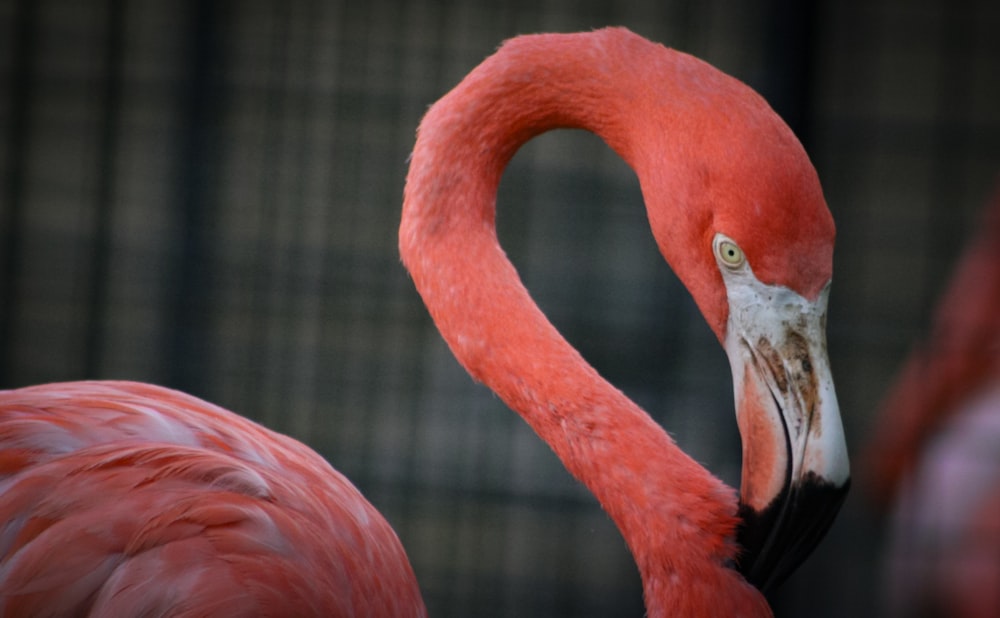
[718, 262, 850, 594]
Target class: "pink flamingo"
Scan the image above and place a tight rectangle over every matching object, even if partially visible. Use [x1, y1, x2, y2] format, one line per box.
[401, 28, 849, 616]
[1, 28, 848, 617]
[865, 182, 1000, 617]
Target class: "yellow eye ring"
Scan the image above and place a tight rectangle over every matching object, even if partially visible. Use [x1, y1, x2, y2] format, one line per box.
[715, 237, 745, 269]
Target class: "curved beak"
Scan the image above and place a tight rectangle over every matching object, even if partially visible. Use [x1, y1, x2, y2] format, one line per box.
[723, 280, 850, 593]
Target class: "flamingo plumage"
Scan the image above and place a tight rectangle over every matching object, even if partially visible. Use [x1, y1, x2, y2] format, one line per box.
[401, 28, 849, 616]
[0, 381, 425, 616]
[865, 182, 1000, 617]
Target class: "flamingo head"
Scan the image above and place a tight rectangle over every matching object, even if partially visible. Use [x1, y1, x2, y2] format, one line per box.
[634, 71, 851, 593]
[711, 229, 850, 593]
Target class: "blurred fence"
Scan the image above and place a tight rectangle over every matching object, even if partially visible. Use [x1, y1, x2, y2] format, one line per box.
[1, 1, 999, 616]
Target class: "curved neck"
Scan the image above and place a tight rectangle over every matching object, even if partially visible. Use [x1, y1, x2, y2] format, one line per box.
[400, 29, 764, 614]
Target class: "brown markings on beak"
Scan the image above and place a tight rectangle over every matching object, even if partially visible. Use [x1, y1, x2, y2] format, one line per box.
[733, 325, 849, 594]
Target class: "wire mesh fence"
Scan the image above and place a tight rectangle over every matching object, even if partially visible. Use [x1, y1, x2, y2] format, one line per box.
[1, 0, 999, 616]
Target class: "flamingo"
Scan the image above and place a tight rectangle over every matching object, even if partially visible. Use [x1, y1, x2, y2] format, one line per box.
[865, 182, 1000, 617]
[400, 28, 849, 616]
[0, 27, 849, 617]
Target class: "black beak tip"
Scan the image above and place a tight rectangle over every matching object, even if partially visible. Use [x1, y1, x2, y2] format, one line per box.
[735, 473, 851, 594]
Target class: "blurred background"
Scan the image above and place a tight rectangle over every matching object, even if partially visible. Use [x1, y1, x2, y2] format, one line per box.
[1, 0, 999, 616]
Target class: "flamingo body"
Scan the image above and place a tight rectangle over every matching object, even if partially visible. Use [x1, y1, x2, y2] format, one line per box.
[0, 381, 425, 617]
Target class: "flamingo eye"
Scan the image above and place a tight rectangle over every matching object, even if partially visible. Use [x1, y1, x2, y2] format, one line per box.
[714, 235, 746, 269]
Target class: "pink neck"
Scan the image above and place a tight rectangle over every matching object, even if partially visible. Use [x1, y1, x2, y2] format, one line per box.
[400, 29, 765, 615]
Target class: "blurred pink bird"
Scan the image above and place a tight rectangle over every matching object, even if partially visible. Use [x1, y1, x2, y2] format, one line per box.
[866, 182, 1000, 618]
